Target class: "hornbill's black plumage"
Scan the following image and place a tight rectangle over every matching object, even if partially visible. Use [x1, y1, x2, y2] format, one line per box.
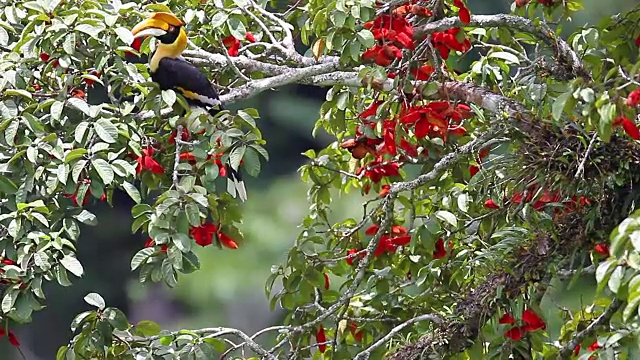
[130, 12, 246, 201]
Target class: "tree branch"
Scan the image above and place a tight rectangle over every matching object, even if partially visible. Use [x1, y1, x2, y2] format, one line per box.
[556, 298, 624, 359]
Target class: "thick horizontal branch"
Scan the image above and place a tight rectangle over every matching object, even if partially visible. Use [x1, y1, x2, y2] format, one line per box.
[414, 14, 589, 80]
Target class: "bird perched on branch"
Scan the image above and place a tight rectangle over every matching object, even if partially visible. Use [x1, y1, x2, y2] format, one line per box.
[130, 12, 247, 201]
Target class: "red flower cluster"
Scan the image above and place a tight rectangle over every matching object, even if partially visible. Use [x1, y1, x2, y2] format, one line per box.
[0, 328, 20, 347]
[144, 238, 168, 253]
[484, 185, 591, 214]
[500, 309, 546, 341]
[136, 146, 164, 175]
[626, 89, 640, 107]
[189, 222, 239, 249]
[433, 238, 452, 259]
[399, 101, 472, 140]
[222, 32, 256, 57]
[431, 28, 472, 60]
[365, 224, 412, 257]
[362, 6, 417, 66]
[356, 157, 401, 183]
[64, 179, 106, 207]
[613, 116, 640, 140]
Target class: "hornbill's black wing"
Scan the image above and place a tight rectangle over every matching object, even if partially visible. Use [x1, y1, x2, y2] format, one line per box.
[151, 57, 223, 117]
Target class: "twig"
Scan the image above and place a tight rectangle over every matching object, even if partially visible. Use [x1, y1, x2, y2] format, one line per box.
[574, 133, 598, 179]
[353, 314, 444, 360]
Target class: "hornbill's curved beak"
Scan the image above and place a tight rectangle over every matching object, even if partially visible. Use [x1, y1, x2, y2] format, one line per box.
[131, 12, 184, 39]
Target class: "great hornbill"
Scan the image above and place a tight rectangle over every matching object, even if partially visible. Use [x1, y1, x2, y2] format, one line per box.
[130, 12, 247, 201]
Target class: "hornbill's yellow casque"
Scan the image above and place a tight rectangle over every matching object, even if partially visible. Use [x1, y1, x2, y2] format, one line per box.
[130, 12, 247, 201]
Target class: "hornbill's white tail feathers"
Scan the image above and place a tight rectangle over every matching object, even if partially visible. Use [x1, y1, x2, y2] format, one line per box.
[227, 167, 247, 202]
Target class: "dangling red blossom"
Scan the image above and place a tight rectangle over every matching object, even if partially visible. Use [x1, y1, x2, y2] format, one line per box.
[411, 65, 434, 81]
[189, 222, 218, 247]
[593, 243, 610, 257]
[587, 341, 601, 351]
[349, 322, 364, 342]
[316, 325, 327, 353]
[169, 128, 191, 144]
[323, 273, 330, 290]
[180, 152, 197, 165]
[7, 331, 19, 347]
[136, 146, 165, 175]
[218, 230, 239, 249]
[613, 116, 640, 140]
[469, 165, 480, 177]
[484, 199, 500, 209]
[222, 36, 241, 56]
[504, 327, 525, 341]
[144, 238, 168, 253]
[433, 238, 448, 259]
[379, 184, 390, 197]
[521, 309, 546, 331]
[626, 89, 640, 107]
[454, 0, 471, 24]
[499, 313, 515, 324]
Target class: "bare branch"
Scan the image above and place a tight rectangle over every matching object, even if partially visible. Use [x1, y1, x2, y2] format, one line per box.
[354, 314, 444, 360]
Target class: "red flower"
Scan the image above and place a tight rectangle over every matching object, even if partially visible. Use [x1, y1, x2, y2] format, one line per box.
[448, 125, 467, 137]
[484, 199, 500, 209]
[365, 14, 414, 50]
[346, 249, 360, 265]
[613, 116, 640, 140]
[499, 313, 515, 324]
[573, 343, 581, 356]
[626, 89, 640, 107]
[365, 224, 380, 235]
[349, 322, 364, 342]
[360, 101, 383, 119]
[39, 52, 50, 62]
[136, 146, 165, 175]
[189, 222, 218, 247]
[521, 309, 546, 331]
[222, 36, 241, 56]
[636, 35, 640, 47]
[245, 32, 256, 43]
[323, 273, 330, 290]
[316, 325, 327, 353]
[356, 158, 401, 183]
[7, 331, 19, 347]
[374, 234, 398, 257]
[362, 44, 403, 66]
[504, 327, 525, 341]
[1, 259, 15, 265]
[0, 328, 5, 337]
[180, 152, 197, 165]
[169, 128, 190, 144]
[432, 28, 472, 60]
[593, 243, 610, 257]
[411, 65, 434, 81]
[433, 238, 447, 259]
[218, 231, 239, 249]
[379, 184, 390, 197]
[391, 234, 411, 246]
[587, 341, 600, 352]
[469, 165, 480, 177]
[125, 37, 144, 56]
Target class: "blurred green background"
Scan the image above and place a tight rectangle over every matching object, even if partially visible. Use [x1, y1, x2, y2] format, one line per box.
[5, 0, 639, 358]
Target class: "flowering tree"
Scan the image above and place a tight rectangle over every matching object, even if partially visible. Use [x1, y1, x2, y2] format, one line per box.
[1, 0, 640, 358]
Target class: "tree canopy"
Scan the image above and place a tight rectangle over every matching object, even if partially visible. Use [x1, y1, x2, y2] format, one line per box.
[1, 0, 640, 359]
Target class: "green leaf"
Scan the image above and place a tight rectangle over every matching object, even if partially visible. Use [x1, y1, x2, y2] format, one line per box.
[162, 89, 176, 107]
[203, 338, 226, 353]
[131, 247, 155, 270]
[67, 97, 91, 116]
[227, 17, 246, 40]
[122, 181, 141, 204]
[552, 91, 572, 121]
[242, 146, 261, 177]
[75, 23, 104, 39]
[229, 145, 246, 170]
[435, 210, 457, 227]
[50, 100, 64, 121]
[63, 33, 75, 54]
[65, 148, 87, 163]
[84, 293, 106, 310]
[74, 209, 98, 226]
[489, 51, 520, 64]
[56, 346, 68, 360]
[135, 320, 161, 336]
[210, 11, 228, 28]
[114, 26, 133, 45]
[92, 159, 114, 184]
[4, 89, 33, 99]
[1, 289, 18, 313]
[61, 255, 84, 277]
[356, 29, 374, 48]
[104, 307, 130, 330]
[624, 291, 640, 322]
[94, 119, 118, 143]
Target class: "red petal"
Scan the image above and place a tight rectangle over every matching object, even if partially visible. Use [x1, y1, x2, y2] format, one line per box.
[245, 32, 256, 42]
[323, 273, 330, 290]
[499, 313, 515, 324]
[391, 235, 411, 246]
[521, 309, 546, 331]
[218, 231, 239, 249]
[593, 243, 610, 257]
[622, 118, 640, 140]
[484, 199, 500, 209]
[433, 238, 447, 259]
[8, 331, 19, 347]
[365, 224, 380, 235]
[504, 326, 525, 341]
[458, 7, 471, 24]
[469, 165, 480, 177]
